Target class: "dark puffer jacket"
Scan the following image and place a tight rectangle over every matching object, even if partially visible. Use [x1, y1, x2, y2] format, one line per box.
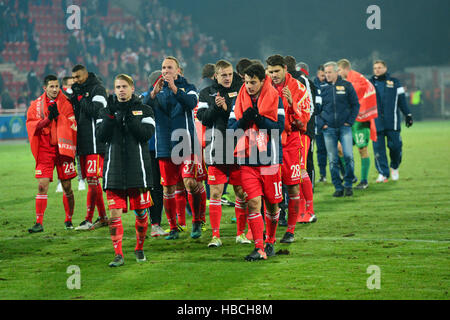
[96, 95, 156, 190]
[197, 76, 243, 165]
[70, 72, 107, 155]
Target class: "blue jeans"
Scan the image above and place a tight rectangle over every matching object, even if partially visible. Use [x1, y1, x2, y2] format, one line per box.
[315, 132, 327, 177]
[323, 126, 355, 191]
[372, 130, 402, 178]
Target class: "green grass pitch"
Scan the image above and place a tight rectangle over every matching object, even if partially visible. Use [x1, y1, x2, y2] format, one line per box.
[0, 121, 448, 300]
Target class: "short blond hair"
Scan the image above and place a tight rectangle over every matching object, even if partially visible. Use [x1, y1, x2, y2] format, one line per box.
[215, 59, 233, 73]
[164, 56, 180, 69]
[115, 74, 134, 86]
[337, 59, 351, 70]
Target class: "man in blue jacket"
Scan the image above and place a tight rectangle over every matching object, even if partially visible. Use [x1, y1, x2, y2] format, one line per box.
[370, 60, 413, 182]
[147, 56, 207, 240]
[317, 62, 360, 197]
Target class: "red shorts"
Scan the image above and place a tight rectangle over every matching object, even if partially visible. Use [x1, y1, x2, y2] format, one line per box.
[159, 155, 207, 186]
[240, 165, 282, 204]
[281, 146, 301, 185]
[35, 150, 77, 182]
[300, 135, 311, 170]
[207, 164, 241, 185]
[106, 188, 152, 212]
[79, 154, 104, 180]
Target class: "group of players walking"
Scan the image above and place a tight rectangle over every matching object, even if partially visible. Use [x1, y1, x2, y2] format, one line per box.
[25, 54, 413, 266]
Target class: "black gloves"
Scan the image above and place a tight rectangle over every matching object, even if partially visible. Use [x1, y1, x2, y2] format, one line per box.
[405, 114, 413, 128]
[242, 107, 262, 126]
[48, 102, 59, 121]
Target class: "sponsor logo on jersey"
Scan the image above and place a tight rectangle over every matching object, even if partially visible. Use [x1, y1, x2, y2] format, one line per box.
[132, 110, 143, 116]
[228, 92, 238, 98]
[386, 80, 394, 88]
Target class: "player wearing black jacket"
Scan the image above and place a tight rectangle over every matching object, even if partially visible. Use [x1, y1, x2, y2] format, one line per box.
[196, 60, 251, 247]
[70, 65, 108, 230]
[96, 74, 155, 267]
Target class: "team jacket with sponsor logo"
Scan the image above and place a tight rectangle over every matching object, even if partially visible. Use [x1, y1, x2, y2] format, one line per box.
[70, 72, 107, 156]
[96, 95, 156, 190]
[197, 76, 243, 165]
[26, 91, 77, 161]
[147, 76, 199, 159]
[370, 73, 411, 132]
[316, 76, 360, 130]
[228, 76, 285, 166]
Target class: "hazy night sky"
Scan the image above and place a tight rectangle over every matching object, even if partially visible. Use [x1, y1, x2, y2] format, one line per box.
[165, 0, 450, 74]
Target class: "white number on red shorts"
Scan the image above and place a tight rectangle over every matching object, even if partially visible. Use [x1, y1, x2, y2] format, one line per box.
[87, 160, 96, 174]
[140, 191, 150, 204]
[291, 164, 301, 179]
[197, 163, 203, 175]
[183, 160, 194, 174]
[63, 162, 75, 174]
[273, 181, 282, 197]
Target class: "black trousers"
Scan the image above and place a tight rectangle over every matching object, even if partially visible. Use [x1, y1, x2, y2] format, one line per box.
[149, 151, 163, 225]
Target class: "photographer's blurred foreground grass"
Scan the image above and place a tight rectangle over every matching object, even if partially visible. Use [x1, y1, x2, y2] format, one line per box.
[0, 121, 448, 300]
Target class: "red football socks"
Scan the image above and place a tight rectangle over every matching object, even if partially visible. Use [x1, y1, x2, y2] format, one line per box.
[265, 209, 280, 244]
[110, 217, 123, 256]
[63, 191, 75, 223]
[187, 184, 202, 223]
[175, 188, 186, 226]
[301, 171, 314, 214]
[86, 183, 97, 222]
[95, 183, 107, 218]
[135, 211, 148, 251]
[35, 194, 48, 224]
[208, 199, 222, 237]
[199, 184, 207, 223]
[235, 198, 247, 236]
[287, 193, 300, 233]
[163, 192, 177, 231]
[247, 212, 264, 250]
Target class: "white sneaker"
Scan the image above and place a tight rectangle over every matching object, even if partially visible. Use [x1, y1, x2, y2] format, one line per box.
[391, 168, 399, 181]
[75, 220, 93, 230]
[236, 233, 251, 244]
[55, 182, 63, 193]
[151, 224, 169, 237]
[375, 174, 388, 183]
[78, 179, 86, 191]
